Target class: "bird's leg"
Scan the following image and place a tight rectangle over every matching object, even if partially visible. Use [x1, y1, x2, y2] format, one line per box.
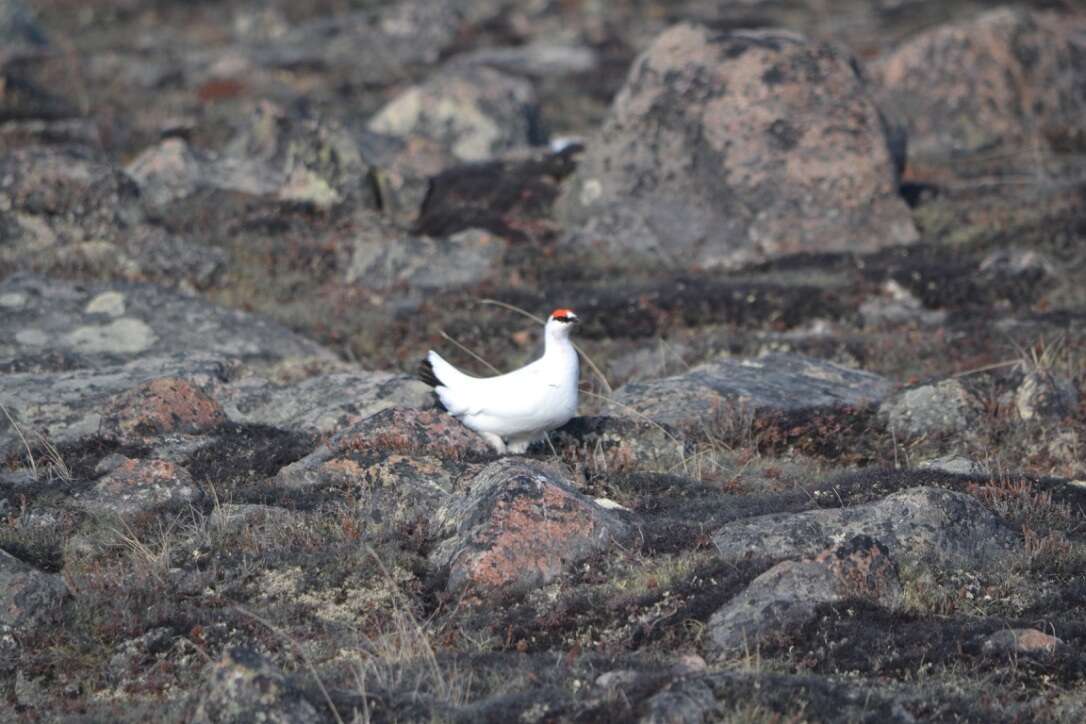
[507, 439, 531, 455]
[480, 432, 507, 455]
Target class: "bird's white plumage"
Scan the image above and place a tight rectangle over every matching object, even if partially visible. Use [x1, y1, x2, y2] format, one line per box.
[426, 311, 580, 454]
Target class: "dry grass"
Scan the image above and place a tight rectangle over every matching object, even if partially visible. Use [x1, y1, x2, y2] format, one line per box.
[1, 402, 72, 483]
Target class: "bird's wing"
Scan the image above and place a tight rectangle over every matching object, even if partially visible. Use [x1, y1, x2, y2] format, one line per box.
[437, 362, 550, 420]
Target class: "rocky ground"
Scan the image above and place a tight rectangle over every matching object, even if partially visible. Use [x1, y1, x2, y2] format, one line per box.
[2, 0, 1086, 721]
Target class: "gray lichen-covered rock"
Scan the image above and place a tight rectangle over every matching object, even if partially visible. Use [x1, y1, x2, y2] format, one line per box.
[872, 8, 1086, 165]
[0, 354, 232, 456]
[192, 647, 321, 724]
[0, 274, 336, 366]
[0, 548, 67, 629]
[712, 486, 1019, 568]
[220, 371, 432, 436]
[707, 536, 903, 654]
[612, 353, 893, 431]
[432, 459, 633, 595]
[557, 23, 917, 269]
[368, 66, 541, 162]
[879, 379, 981, 440]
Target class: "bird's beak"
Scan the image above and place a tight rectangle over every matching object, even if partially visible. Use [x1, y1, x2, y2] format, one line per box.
[569, 315, 580, 324]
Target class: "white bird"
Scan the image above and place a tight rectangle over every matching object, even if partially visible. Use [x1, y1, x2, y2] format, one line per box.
[419, 309, 581, 454]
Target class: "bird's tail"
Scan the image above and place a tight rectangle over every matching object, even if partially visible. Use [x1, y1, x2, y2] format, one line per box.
[418, 350, 474, 389]
[417, 357, 441, 387]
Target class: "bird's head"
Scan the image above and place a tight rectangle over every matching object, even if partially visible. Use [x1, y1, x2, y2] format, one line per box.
[546, 308, 579, 338]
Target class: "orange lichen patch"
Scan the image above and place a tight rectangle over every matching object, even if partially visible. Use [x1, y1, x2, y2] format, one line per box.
[196, 78, 246, 103]
[1007, 629, 1063, 653]
[100, 377, 227, 442]
[813, 536, 900, 603]
[984, 627, 1064, 655]
[96, 458, 193, 495]
[452, 484, 600, 591]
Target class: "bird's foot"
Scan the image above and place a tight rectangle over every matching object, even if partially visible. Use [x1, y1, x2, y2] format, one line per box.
[506, 439, 531, 455]
[480, 432, 507, 455]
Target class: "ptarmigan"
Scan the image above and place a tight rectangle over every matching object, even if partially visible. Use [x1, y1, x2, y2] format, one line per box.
[418, 309, 580, 454]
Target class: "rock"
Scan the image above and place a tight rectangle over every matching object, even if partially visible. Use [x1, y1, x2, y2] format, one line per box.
[368, 66, 542, 162]
[0, 0, 47, 66]
[872, 8, 1086, 169]
[431, 459, 632, 595]
[541, 416, 689, 472]
[879, 379, 981, 440]
[557, 24, 917, 270]
[712, 486, 1019, 568]
[0, 144, 218, 287]
[0, 548, 67, 629]
[0, 274, 336, 366]
[453, 42, 597, 79]
[982, 628, 1063, 656]
[612, 353, 893, 431]
[860, 279, 947, 328]
[129, 105, 380, 215]
[99, 377, 227, 444]
[1016, 370, 1078, 421]
[641, 671, 917, 724]
[274, 408, 491, 536]
[640, 677, 717, 724]
[79, 457, 201, 516]
[0, 146, 139, 247]
[347, 227, 506, 292]
[708, 536, 902, 653]
[316, 407, 493, 463]
[108, 626, 176, 681]
[918, 455, 984, 476]
[192, 647, 321, 724]
[219, 371, 432, 436]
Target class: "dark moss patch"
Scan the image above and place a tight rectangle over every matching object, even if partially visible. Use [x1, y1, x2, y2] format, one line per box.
[413, 150, 578, 242]
[779, 600, 1086, 691]
[185, 423, 316, 491]
[602, 472, 815, 554]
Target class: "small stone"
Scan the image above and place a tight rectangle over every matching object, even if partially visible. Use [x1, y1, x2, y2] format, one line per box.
[84, 291, 126, 317]
[368, 66, 540, 162]
[1016, 370, 1078, 421]
[0, 292, 26, 308]
[917, 455, 984, 476]
[14, 328, 48, 346]
[879, 379, 980, 440]
[0, 549, 68, 630]
[65, 317, 157, 355]
[192, 647, 321, 724]
[982, 628, 1063, 656]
